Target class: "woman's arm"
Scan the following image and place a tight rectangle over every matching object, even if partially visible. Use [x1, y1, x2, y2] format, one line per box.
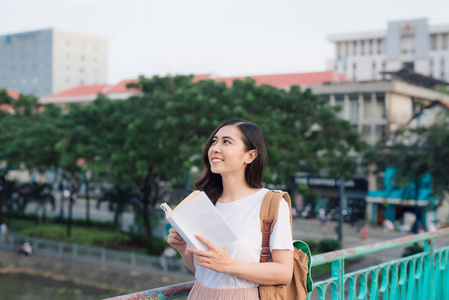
[167, 227, 196, 273]
[189, 234, 293, 285]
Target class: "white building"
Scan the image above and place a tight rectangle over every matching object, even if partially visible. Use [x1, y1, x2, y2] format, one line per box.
[310, 72, 449, 146]
[327, 18, 449, 82]
[0, 28, 108, 97]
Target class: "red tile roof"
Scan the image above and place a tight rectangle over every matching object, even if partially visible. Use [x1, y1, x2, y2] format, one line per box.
[44, 85, 109, 99]
[40, 71, 348, 103]
[192, 74, 213, 82]
[7, 89, 20, 100]
[1, 89, 20, 112]
[216, 71, 348, 88]
[102, 79, 140, 94]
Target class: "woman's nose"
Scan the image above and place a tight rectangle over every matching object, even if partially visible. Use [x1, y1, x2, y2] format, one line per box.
[211, 143, 221, 153]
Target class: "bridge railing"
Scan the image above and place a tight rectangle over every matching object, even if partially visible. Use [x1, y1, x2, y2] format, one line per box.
[105, 227, 449, 300]
[0, 233, 188, 277]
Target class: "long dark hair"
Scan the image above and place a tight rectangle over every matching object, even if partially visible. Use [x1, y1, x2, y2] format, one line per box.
[195, 119, 267, 203]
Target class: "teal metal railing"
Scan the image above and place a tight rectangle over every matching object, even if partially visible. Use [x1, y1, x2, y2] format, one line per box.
[105, 227, 449, 300]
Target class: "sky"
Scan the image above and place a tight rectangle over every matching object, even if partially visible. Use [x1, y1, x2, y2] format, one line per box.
[1, 0, 448, 84]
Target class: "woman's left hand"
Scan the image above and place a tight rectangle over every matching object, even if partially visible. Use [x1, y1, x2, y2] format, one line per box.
[188, 234, 234, 273]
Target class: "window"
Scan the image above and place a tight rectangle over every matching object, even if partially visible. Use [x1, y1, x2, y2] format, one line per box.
[361, 40, 365, 56]
[353, 41, 357, 55]
[336, 42, 341, 60]
[363, 94, 372, 119]
[377, 39, 382, 54]
[353, 63, 357, 80]
[375, 125, 386, 140]
[430, 34, 437, 51]
[349, 94, 359, 122]
[375, 93, 386, 119]
[369, 39, 373, 55]
[443, 34, 448, 50]
[362, 125, 371, 139]
[402, 62, 414, 71]
[335, 94, 344, 118]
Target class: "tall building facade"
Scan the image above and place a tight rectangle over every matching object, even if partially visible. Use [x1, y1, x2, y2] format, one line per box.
[327, 18, 449, 82]
[0, 28, 108, 97]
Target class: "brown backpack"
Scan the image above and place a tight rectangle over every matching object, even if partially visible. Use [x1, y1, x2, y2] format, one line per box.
[259, 190, 313, 300]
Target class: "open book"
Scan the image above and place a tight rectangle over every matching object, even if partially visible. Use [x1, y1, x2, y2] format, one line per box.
[161, 191, 237, 251]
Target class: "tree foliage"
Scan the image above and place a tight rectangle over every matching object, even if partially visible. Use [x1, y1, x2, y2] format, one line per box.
[375, 110, 449, 206]
[1, 77, 368, 252]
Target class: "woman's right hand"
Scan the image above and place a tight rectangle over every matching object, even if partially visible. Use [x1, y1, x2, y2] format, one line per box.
[167, 227, 188, 253]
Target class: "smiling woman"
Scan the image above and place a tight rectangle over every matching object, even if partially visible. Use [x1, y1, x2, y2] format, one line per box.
[166, 119, 294, 300]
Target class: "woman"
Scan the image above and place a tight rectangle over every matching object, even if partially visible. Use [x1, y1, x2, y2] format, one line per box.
[167, 119, 293, 299]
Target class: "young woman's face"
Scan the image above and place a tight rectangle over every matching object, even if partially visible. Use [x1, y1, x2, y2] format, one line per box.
[208, 125, 256, 176]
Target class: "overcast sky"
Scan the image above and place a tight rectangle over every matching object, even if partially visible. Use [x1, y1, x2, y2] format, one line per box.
[1, 0, 448, 84]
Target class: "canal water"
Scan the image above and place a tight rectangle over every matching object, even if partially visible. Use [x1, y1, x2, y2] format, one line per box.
[0, 273, 114, 300]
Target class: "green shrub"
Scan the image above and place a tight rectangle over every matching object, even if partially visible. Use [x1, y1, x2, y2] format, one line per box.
[18, 225, 132, 248]
[318, 239, 341, 253]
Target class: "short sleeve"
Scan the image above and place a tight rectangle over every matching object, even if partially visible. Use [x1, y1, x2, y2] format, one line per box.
[270, 198, 294, 251]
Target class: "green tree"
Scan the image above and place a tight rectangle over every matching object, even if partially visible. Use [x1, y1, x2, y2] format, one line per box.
[0, 89, 63, 225]
[97, 185, 140, 229]
[104, 75, 366, 253]
[376, 111, 449, 207]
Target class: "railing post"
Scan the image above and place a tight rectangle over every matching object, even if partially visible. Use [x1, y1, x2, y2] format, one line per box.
[58, 242, 63, 258]
[130, 252, 136, 271]
[100, 248, 106, 266]
[72, 243, 78, 262]
[331, 258, 344, 299]
[424, 238, 435, 299]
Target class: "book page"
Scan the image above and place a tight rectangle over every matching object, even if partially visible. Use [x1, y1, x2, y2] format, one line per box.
[164, 191, 237, 251]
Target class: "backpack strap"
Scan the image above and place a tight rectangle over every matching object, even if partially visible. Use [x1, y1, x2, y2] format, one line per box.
[259, 190, 292, 263]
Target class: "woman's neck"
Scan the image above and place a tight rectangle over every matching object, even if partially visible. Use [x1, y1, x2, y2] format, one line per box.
[219, 174, 260, 203]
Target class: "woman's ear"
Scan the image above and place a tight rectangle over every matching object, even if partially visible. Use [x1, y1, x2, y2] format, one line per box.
[245, 149, 258, 164]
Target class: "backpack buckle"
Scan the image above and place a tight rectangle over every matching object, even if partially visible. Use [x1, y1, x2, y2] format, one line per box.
[261, 247, 271, 257]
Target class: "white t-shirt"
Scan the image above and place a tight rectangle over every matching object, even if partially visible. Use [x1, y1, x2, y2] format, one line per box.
[195, 188, 293, 289]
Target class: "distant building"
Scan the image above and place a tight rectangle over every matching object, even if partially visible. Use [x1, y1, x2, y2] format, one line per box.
[0, 28, 108, 98]
[39, 71, 348, 105]
[309, 70, 449, 145]
[327, 18, 449, 82]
